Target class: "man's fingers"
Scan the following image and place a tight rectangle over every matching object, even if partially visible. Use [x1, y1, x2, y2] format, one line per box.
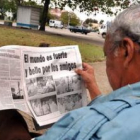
[75, 69, 83, 75]
[82, 63, 89, 69]
[82, 63, 93, 70]
[75, 69, 86, 76]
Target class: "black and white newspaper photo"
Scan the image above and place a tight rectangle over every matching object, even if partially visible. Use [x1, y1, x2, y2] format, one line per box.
[55, 75, 81, 95]
[23, 45, 88, 126]
[30, 95, 58, 116]
[26, 76, 56, 97]
[57, 93, 82, 113]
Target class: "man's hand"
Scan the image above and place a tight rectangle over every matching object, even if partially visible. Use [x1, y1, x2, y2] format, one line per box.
[75, 63, 101, 100]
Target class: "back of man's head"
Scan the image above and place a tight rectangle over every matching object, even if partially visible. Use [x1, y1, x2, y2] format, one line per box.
[108, 5, 140, 49]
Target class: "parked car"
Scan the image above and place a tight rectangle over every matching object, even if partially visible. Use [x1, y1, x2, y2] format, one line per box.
[69, 26, 91, 35]
[49, 19, 63, 29]
[98, 24, 107, 38]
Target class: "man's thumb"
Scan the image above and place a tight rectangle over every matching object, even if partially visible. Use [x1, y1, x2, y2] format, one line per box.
[75, 69, 85, 76]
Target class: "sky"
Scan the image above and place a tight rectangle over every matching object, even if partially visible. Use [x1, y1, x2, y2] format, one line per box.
[64, 5, 115, 23]
[34, 0, 140, 23]
[34, 0, 116, 23]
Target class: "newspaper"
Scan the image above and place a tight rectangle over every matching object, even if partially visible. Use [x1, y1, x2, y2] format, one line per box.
[0, 45, 88, 126]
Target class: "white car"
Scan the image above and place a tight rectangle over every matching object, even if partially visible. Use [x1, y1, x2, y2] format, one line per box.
[49, 19, 63, 29]
[99, 24, 107, 38]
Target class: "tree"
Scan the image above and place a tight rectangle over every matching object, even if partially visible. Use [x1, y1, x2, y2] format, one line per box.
[0, 0, 24, 17]
[14, 0, 24, 5]
[83, 18, 98, 25]
[40, 0, 50, 31]
[83, 18, 98, 28]
[0, 0, 40, 20]
[61, 11, 80, 26]
[99, 20, 104, 24]
[0, 0, 7, 19]
[0, 0, 15, 19]
[39, 0, 130, 31]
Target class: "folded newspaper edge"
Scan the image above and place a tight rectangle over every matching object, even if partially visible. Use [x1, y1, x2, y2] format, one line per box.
[0, 45, 88, 126]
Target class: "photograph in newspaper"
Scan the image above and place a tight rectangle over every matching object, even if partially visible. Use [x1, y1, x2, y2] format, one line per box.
[30, 95, 58, 117]
[57, 93, 82, 113]
[55, 75, 81, 95]
[26, 76, 56, 97]
[11, 81, 24, 100]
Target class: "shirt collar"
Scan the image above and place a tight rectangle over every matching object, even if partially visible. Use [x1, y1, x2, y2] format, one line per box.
[90, 81, 140, 105]
[111, 81, 140, 98]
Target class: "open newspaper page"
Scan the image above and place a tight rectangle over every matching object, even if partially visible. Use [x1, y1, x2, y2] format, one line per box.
[0, 46, 30, 113]
[23, 45, 88, 126]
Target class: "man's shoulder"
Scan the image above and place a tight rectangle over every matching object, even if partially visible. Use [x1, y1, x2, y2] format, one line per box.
[96, 103, 140, 140]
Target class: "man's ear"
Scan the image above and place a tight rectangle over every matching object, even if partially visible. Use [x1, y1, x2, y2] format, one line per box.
[121, 37, 135, 68]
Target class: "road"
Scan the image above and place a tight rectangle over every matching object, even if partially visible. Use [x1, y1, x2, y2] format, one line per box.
[0, 21, 104, 47]
[45, 26, 104, 47]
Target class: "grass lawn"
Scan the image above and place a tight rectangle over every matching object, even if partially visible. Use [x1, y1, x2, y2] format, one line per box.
[0, 26, 104, 62]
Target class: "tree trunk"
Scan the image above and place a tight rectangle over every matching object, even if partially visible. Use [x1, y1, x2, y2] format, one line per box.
[39, 0, 50, 31]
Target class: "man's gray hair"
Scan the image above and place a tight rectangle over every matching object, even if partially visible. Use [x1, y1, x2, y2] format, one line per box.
[108, 5, 140, 48]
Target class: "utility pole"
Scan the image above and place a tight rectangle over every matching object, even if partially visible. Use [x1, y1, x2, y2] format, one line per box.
[68, 12, 70, 27]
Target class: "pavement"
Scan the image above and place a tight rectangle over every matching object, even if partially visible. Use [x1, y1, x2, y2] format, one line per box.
[45, 26, 104, 47]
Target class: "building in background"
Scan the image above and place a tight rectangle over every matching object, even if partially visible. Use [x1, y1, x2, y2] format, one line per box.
[49, 7, 66, 19]
[17, 6, 41, 29]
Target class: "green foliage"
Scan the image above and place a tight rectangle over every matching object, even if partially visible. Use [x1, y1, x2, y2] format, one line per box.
[83, 18, 98, 25]
[0, 0, 23, 19]
[0, 0, 41, 20]
[0, 0, 12, 19]
[99, 20, 104, 24]
[23, 0, 38, 7]
[56, 0, 130, 15]
[61, 11, 80, 26]
[60, 12, 68, 25]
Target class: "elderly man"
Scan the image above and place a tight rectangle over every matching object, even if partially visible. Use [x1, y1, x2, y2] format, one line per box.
[35, 5, 140, 140]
